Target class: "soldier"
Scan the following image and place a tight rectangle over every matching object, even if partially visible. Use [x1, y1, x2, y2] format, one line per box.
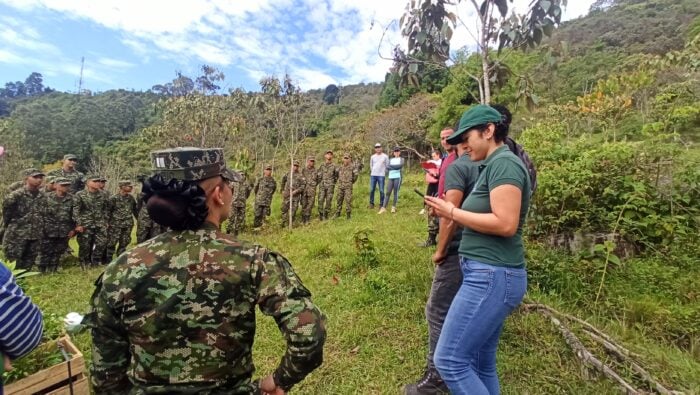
[335, 154, 358, 219]
[43, 176, 56, 195]
[47, 154, 85, 193]
[301, 156, 321, 224]
[225, 173, 252, 236]
[2, 168, 46, 270]
[73, 175, 110, 267]
[39, 177, 75, 273]
[280, 161, 306, 224]
[88, 147, 326, 394]
[317, 150, 338, 220]
[106, 180, 138, 259]
[253, 165, 277, 228]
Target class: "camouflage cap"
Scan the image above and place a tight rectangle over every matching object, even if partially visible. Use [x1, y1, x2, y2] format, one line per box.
[86, 174, 101, 181]
[55, 177, 72, 185]
[325, 149, 333, 154]
[342, 153, 351, 159]
[293, 160, 300, 166]
[99, 177, 107, 182]
[118, 180, 133, 187]
[63, 154, 78, 161]
[23, 168, 45, 177]
[264, 164, 272, 170]
[46, 176, 56, 183]
[307, 156, 315, 161]
[151, 147, 242, 182]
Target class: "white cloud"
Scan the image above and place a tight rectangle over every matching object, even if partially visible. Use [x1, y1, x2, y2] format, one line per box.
[1, 0, 595, 90]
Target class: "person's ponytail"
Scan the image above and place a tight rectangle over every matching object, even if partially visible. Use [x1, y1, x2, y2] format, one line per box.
[141, 174, 209, 230]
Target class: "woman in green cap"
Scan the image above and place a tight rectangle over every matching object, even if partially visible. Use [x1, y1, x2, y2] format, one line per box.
[423, 105, 530, 394]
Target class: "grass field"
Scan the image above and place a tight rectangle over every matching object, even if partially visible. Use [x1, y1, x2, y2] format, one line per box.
[11, 173, 700, 394]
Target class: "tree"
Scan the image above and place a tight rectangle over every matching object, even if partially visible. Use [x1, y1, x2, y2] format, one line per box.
[399, 0, 567, 104]
[323, 84, 340, 105]
[23, 73, 45, 96]
[195, 65, 225, 95]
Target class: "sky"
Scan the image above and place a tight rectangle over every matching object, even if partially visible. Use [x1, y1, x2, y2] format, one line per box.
[0, 0, 595, 93]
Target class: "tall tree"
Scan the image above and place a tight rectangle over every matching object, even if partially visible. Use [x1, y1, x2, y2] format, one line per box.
[400, 0, 566, 104]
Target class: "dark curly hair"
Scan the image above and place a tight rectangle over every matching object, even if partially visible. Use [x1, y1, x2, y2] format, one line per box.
[459, 104, 512, 144]
[141, 174, 209, 231]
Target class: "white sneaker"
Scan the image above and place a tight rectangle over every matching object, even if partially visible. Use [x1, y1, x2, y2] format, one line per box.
[419, 209, 425, 215]
[391, 206, 396, 213]
[378, 207, 387, 214]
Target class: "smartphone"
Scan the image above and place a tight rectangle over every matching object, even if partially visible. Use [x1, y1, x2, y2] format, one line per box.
[413, 188, 425, 198]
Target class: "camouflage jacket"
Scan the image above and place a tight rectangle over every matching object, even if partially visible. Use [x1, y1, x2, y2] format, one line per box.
[47, 168, 85, 194]
[337, 164, 358, 188]
[73, 189, 110, 230]
[254, 176, 276, 207]
[44, 192, 75, 238]
[280, 172, 306, 196]
[318, 163, 338, 187]
[89, 222, 326, 394]
[232, 179, 253, 208]
[2, 188, 46, 240]
[109, 193, 138, 228]
[301, 167, 321, 191]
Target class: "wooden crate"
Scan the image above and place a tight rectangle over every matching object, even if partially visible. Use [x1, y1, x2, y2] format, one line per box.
[5, 336, 89, 395]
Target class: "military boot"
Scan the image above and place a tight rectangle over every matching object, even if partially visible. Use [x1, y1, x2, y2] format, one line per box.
[403, 369, 449, 395]
[417, 234, 437, 247]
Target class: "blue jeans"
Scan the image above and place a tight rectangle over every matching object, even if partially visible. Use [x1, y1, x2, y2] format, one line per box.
[434, 258, 527, 395]
[382, 178, 401, 208]
[369, 176, 385, 206]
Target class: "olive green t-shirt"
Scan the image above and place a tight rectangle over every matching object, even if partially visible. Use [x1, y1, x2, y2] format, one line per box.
[443, 154, 481, 255]
[459, 145, 531, 267]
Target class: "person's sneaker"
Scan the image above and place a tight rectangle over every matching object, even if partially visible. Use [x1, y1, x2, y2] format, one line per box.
[378, 207, 387, 214]
[391, 206, 396, 213]
[403, 369, 449, 395]
[419, 208, 425, 215]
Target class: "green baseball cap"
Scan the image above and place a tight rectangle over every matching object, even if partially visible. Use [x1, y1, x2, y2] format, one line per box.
[118, 180, 133, 187]
[86, 174, 101, 181]
[446, 105, 503, 145]
[151, 147, 242, 182]
[23, 168, 45, 177]
[55, 177, 72, 185]
[63, 154, 78, 161]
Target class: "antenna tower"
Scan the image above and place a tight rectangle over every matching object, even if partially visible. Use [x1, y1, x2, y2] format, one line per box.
[78, 56, 84, 94]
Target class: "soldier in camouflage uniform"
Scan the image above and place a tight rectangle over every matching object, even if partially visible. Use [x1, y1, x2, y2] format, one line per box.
[39, 178, 75, 273]
[136, 200, 166, 243]
[335, 154, 359, 219]
[1, 169, 46, 270]
[73, 175, 110, 267]
[225, 173, 252, 236]
[43, 176, 56, 195]
[300, 156, 321, 224]
[317, 150, 338, 220]
[106, 180, 138, 259]
[88, 147, 326, 394]
[253, 165, 276, 228]
[0, 174, 25, 243]
[280, 161, 306, 225]
[47, 154, 85, 194]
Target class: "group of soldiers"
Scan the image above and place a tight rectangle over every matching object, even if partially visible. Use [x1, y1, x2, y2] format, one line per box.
[1, 154, 165, 272]
[225, 150, 359, 235]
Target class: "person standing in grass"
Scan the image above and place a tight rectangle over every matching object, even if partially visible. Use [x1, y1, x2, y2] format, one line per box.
[335, 153, 358, 219]
[106, 180, 138, 260]
[73, 175, 111, 267]
[2, 168, 46, 270]
[424, 105, 530, 394]
[0, 262, 43, 389]
[88, 147, 326, 394]
[379, 147, 404, 214]
[301, 156, 321, 224]
[39, 177, 76, 273]
[317, 150, 338, 220]
[253, 165, 277, 228]
[368, 143, 388, 209]
[226, 173, 252, 236]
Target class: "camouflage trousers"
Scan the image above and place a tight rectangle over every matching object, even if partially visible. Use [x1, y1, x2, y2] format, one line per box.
[281, 196, 301, 223]
[137, 220, 165, 244]
[77, 227, 109, 266]
[39, 237, 69, 273]
[3, 238, 40, 270]
[317, 185, 335, 219]
[253, 204, 271, 228]
[335, 186, 352, 217]
[106, 225, 132, 260]
[226, 205, 246, 235]
[428, 213, 440, 239]
[301, 188, 317, 222]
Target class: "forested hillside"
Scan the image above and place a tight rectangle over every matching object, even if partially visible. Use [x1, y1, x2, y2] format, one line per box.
[1, 0, 699, 392]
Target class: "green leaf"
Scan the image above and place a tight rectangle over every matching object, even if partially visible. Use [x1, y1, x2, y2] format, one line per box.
[607, 254, 621, 266]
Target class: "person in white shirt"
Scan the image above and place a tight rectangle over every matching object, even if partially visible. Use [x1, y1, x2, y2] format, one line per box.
[368, 143, 389, 210]
[379, 147, 405, 214]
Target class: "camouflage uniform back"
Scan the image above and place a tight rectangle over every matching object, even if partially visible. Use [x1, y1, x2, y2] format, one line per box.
[226, 177, 252, 236]
[280, 169, 306, 224]
[253, 175, 276, 228]
[47, 168, 85, 194]
[317, 162, 338, 220]
[39, 190, 75, 272]
[73, 187, 110, 266]
[300, 165, 321, 223]
[106, 192, 137, 259]
[335, 161, 358, 218]
[2, 186, 46, 269]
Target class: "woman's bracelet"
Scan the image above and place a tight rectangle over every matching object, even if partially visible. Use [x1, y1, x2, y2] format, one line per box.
[450, 207, 455, 220]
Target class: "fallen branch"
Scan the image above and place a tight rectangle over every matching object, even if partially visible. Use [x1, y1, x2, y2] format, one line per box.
[585, 330, 674, 395]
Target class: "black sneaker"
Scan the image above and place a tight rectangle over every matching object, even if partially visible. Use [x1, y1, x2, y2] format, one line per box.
[403, 370, 449, 395]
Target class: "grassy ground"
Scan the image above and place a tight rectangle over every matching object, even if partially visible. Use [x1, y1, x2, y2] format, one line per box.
[11, 173, 700, 394]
